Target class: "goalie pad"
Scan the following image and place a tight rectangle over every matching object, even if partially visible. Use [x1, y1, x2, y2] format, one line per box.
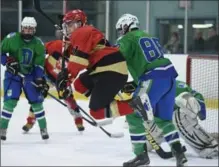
[175, 92, 201, 119]
[173, 108, 218, 159]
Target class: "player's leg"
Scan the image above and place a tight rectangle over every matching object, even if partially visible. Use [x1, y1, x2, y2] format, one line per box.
[88, 72, 133, 120]
[123, 112, 150, 167]
[23, 79, 49, 140]
[74, 70, 93, 97]
[153, 78, 187, 166]
[22, 107, 36, 132]
[64, 95, 85, 132]
[0, 74, 22, 140]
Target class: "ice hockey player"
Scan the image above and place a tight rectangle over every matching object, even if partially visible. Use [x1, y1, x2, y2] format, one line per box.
[0, 17, 49, 140]
[56, 9, 134, 120]
[120, 80, 218, 166]
[22, 39, 85, 133]
[115, 14, 187, 166]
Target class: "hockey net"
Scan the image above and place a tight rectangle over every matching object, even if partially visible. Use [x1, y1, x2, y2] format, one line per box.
[186, 55, 218, 139]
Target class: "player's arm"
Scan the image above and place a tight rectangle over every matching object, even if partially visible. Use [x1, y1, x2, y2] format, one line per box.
[117, 37, 133, 60]
[34, 39, 46, 79]
[67, 30, 91, 80]
[32, 38, 50, 96]
[1, 33, 20, 75]
[1, 33, 16, 65]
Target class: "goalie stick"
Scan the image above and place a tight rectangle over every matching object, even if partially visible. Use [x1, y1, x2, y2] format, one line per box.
[18, 72, 123, 138]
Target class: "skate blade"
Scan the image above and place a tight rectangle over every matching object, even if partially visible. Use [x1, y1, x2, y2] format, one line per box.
[22, 131, 30, 134]
[139, 164, 151, 167]
[78, 131, 83, 135]
[182, 162, 188, 166]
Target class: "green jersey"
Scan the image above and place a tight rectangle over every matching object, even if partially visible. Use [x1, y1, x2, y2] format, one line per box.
[117, 30, 178, 84]
[1, 32, 45, 76]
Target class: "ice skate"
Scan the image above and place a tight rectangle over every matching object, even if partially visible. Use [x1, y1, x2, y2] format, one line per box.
[22, 123, 34, 132]
[0, 128, 7, 141]
[123, 151, 150, 167]
[40, 128, 49, 140]
[171, 142, 188, 167]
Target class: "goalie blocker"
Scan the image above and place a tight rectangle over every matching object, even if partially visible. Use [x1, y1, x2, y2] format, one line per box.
[122, 80, 218, 159]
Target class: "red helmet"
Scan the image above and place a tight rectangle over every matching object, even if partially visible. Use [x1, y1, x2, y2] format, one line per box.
[63, 9, 87, 25]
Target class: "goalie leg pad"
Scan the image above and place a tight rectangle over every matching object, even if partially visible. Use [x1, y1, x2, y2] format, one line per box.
[173, 108, 218, 158]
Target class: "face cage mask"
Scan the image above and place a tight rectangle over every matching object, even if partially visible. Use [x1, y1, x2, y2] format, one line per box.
[21, 27, 36, 42]
[62, 21, 82, 38]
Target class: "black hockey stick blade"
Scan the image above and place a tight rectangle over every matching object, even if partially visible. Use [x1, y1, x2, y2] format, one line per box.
[33, 0, 61, 30]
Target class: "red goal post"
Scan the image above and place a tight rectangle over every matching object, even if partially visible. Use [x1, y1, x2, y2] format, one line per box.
[186, 54, 218, 136]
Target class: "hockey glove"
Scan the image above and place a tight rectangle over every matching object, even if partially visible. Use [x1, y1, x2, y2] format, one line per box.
[56, 68, 71, 99]
[35, 78, 50, 98]
[121, 81, 137, 94]
[59, 87, 72, 99]
[6, 57, 20, 75]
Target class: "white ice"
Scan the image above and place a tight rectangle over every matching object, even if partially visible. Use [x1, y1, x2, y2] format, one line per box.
[1, 98, 218, 166]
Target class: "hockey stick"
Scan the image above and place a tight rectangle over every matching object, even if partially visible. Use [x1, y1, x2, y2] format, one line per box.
[47, 92, 123, 138]
[46, 91, 113, 127]
[33, 0, 61, 30]
[18, 73, 122, 138]
[129, 96, 175, 159]
[33, 0, 69, 79]
[77, 105, 124, 138]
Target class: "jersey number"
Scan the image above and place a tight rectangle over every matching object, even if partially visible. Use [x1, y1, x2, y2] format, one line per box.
[21, 48, 33, 65]
[139, 37, 163, 62]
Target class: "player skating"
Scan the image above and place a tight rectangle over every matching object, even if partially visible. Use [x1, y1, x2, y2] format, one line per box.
[115, 14, 187, 166]
[0, 17, 49, 140]
[22, 39, 85, 133]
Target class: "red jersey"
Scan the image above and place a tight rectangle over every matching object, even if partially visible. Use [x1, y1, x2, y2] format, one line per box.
[68, 25, 119, 79]
[45, 40, 67, 80]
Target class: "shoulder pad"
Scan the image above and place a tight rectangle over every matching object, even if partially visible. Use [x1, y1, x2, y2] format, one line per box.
[36, 37, 44, 46]
[6, 32, 16, 38]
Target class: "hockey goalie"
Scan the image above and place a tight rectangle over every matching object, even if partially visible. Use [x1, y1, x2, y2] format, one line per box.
[122, 80, 218, 163]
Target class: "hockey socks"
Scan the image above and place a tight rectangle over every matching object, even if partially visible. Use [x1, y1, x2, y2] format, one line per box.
[0, 99, 17, 129]
[31, 103, 47, 129]
[154, 117, 181, 145]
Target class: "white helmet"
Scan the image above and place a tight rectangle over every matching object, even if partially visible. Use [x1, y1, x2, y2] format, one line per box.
[21, 17, 37, 28]
[21, 17, 37, 41]
[115, 13, 139, 35]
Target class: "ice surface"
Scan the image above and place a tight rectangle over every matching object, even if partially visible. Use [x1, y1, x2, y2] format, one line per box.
[1, 99, 218, 166]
